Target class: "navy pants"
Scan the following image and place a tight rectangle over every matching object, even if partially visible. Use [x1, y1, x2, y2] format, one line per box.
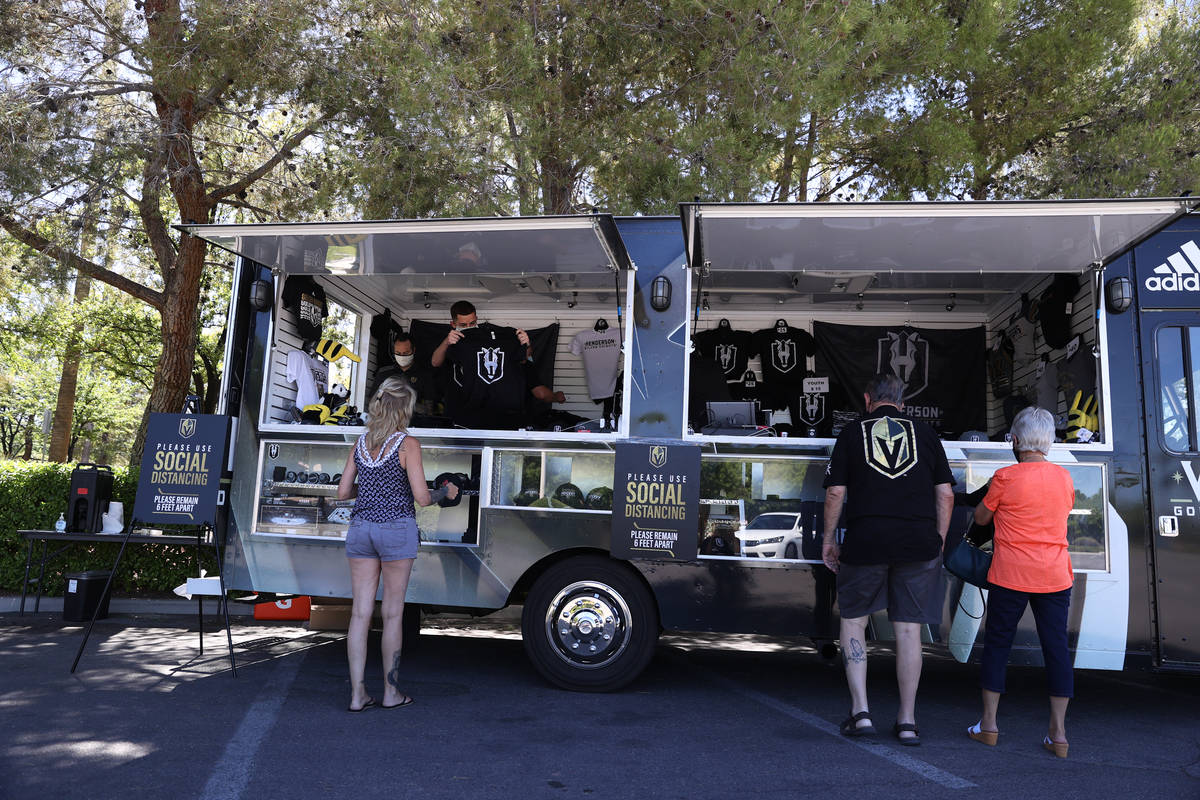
[980, 585, 1074, 698]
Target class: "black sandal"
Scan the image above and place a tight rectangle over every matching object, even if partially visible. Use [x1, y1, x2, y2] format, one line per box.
[840, 710, 876, 737]
[893, 722, 921, 746]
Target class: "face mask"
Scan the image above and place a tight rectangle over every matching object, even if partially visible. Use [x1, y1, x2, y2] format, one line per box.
[394, 353, 415, 368]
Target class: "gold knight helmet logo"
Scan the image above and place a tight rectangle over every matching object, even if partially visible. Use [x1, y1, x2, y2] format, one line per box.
[649, 446, 668, 469]
[863, 416, 917, 478]
[178, 417, 196, 439]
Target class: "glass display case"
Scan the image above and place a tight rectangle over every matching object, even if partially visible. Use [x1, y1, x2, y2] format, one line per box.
[490, 449, 615, 511]
[960, 459, 1108, 571]
[691, 453, 1109, 571]
[254, 439, 482, 544]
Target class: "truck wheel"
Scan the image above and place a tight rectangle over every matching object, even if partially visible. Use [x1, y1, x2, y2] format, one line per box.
[522, 555, 658, 692]
[402, 603, 421, 653]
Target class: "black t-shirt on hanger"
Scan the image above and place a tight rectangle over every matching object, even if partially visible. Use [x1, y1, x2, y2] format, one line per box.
[695, 319, 753, 381]
[281, 275, 328, 342]
[752, 319, 816, 387]
[445, 324, 529, 428]
[731, 370, 766, 406]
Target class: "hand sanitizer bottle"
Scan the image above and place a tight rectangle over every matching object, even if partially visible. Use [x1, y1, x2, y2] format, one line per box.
[55, 512, 67, 532]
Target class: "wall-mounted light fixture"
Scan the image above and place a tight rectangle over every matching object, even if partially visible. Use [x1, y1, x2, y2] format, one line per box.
[945, 292, 957, 312]
[250, 278, 273, 311]
[568, 291, 578, 309]
[1105, 276, 1133, 314]
[650, 276, 671, 312]
[423, 291, 431, 309]
[701, 292, 710, 311]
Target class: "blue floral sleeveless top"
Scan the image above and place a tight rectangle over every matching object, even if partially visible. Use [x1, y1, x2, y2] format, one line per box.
[351, 432, 416, 522]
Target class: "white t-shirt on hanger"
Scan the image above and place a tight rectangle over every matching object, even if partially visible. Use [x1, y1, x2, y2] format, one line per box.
[286, 349, 329, 409]
[570, 328, 622, 400]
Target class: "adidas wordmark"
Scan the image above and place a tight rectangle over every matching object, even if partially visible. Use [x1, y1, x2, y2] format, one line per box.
[1145, 239, 1200, 291]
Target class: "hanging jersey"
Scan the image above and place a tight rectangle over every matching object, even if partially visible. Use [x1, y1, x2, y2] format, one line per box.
[695, 324, 753, 381]
[731, 370, 766, 405]
[281, 275, 328, 341]
[1056, 343, 1096, 403]
[446, 324, 528, 423]
[1035, 359, 1059, 414]
[351, 432, 416, 522]
[570, 328, 622, 400]
[285, 349, 328, 409]
[752, 322, 815, 386]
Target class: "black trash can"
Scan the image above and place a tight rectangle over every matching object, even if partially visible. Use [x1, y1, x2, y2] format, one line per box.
[63, 570, 112, 622]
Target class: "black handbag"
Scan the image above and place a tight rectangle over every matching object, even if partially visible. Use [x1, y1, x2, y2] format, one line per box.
[944, 536, 993, 588]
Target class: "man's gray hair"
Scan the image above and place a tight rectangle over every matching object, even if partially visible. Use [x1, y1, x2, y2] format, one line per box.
[865, 373, 906, 406]
[1011, 406, 1055, 454]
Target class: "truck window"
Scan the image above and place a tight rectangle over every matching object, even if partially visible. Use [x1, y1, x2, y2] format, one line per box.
[1157, 326, 1196, 453]
[323, 297, 362, 398]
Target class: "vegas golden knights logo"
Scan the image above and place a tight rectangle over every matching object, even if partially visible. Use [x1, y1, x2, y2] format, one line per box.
[862, 416, 917, 478]
[649, 446, 668, 469]
[178, 418, 196, 439]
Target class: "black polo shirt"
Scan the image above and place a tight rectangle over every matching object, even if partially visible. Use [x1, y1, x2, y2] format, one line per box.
[823, 406, 953, 564]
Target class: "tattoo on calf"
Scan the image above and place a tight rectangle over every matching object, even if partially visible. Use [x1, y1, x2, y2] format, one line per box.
[387, 650, 402, 690]
[844, 638, 867, 664]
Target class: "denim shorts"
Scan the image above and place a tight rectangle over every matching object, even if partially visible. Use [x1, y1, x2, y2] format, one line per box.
[345, 517, 419, 561]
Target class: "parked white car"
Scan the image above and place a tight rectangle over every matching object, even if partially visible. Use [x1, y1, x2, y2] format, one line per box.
[735, 513, 805, 559]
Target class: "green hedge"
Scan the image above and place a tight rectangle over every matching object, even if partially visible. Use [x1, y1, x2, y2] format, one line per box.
[0, 460, 218, 595]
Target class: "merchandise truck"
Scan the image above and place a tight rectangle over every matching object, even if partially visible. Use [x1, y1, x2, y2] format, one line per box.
[180, 198, 1200, 691]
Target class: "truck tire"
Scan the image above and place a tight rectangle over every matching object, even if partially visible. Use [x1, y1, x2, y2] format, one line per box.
[521, 555, 658, 692]
[402, 603, 421, 653]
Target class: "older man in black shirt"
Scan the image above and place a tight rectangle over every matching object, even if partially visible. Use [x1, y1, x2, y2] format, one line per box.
[822, 373, 954, 745]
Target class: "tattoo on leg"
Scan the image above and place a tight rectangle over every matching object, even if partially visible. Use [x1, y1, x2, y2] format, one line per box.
[387, 649, 402, 690]
[844, 638, 867, 664]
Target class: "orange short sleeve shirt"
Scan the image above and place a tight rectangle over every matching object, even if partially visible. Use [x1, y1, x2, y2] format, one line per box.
[982, 462, 1075, 593]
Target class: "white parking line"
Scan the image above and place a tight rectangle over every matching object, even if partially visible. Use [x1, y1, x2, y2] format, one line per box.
[197, 653, 304, 800]
[681, 656, 976, 790]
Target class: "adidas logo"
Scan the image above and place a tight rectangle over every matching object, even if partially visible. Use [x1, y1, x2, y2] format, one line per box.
[1145, 239, 1200, 291]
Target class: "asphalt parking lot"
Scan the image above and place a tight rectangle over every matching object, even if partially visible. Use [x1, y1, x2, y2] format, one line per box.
[2, 606, 1199, 800]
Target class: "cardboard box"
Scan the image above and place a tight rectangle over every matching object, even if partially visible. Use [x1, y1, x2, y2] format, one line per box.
[308, 600, 380, 631]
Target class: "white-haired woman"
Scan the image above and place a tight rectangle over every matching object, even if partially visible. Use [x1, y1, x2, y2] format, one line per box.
[966, 406, 1074, 757]
[337, 377, 457, 712]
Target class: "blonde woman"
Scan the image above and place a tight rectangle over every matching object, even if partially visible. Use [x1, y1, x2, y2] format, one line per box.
[337, 377, 457, 712]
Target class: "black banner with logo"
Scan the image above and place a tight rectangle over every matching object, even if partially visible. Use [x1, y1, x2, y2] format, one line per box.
[611, 444, 700, 560]
[133, 414, 230, 526]
[813, 322, 986, 436]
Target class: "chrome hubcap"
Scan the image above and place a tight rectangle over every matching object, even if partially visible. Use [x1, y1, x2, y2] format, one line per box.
[544, 580, 631, 669]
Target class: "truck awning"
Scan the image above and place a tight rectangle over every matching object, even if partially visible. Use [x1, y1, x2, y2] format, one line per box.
[175, 215, 631, 276]
[682, 199, 1197, 274]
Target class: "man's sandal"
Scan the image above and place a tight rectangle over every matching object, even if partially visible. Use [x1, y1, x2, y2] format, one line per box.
[840, 710, 876, 737]
[893, 722, 921, 746]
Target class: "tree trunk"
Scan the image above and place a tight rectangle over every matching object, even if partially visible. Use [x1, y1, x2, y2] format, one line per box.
[130, 228, 209, 461]
[778, 127, 797, 201]
[540, 154, 578, 214]
[48, 272, 92, 461]
[796, 114, 818, 201]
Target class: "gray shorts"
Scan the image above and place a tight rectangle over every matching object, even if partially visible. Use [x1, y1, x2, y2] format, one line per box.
[345, 517, 419, 561]
[836, 556, 944, 624]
